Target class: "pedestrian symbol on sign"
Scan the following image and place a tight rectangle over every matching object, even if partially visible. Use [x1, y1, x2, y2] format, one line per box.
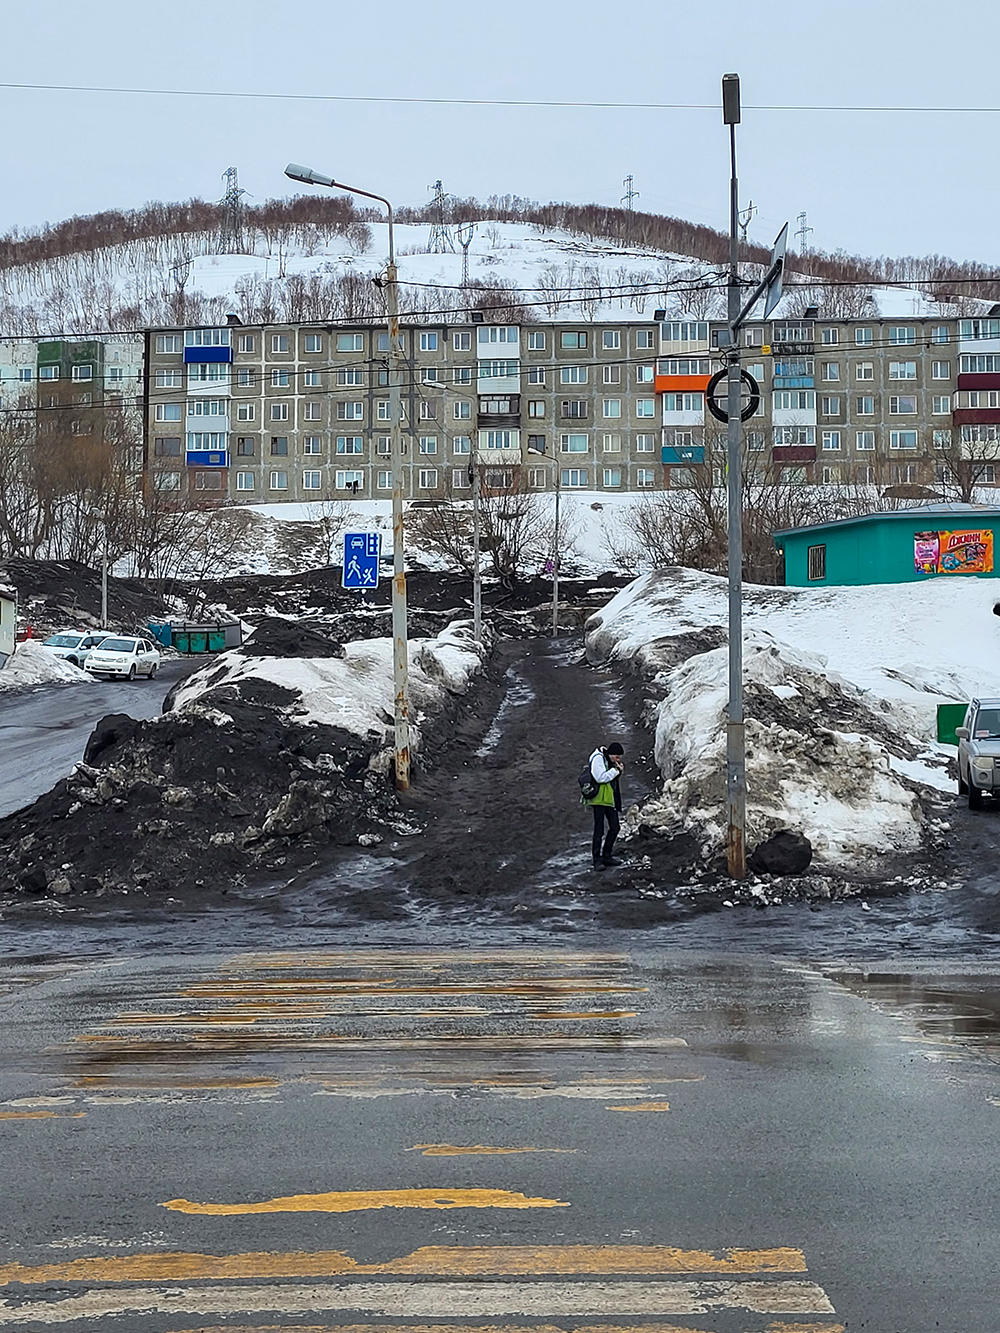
[342, 532, 381, 589]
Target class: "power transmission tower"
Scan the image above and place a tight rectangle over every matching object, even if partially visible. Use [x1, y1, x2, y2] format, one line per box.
[456, 222, 476, 287]
[795, 210, 813, 254]
[738, 200, 758, 243]
[427, 179, 454, 253]
[219, 166, 246, 254]
[621, 174, 639, 244]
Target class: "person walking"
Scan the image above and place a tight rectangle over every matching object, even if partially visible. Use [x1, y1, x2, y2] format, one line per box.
[585, 742, 624, 870]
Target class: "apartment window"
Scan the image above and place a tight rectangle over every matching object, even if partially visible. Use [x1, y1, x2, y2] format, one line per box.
[821, 396, 841, 415]
[821, 465, 841, 484]
[526, 468, 546, 488]
[855, 328, 873, 346]
[960, 318, 1000, 340]
[856, 431, 875, 451]
[821, 430, 842, 451]
[236, 436, 255, 456]
[236, 471, 255, 491]
[337, 333, 364, 352]
[527, 331, 546, 350]
[269, 471, 288, 489]
[560, 331, 587, 348]
[421, 368, 439, 384]
[934, 462, 953, 484]
[186, 433, 228, 454]
[560, 433, 588, 454]
[889, 361, 917, 379]
[821, 329, 839, 345]
[659, 357, 712, 376]
[75, 392, 92, 407]
[271, 369, 289, 388]
[478, 326, 519, 345]
[931, 360, 951, 379]
[108, 366, 124, 383]
[603, 365, 621, 385]
[932, 325, 950, 343]
[300, 370, 320, 388]
[453, 436, 472, 454]
[420, 331, 439, 352]
[807, 545, 826, 580]
[155, 369, 183, 387]
[338, 402, 364, 421]
[602, 330, 621, 350]
[933, 429, 952, 450]
[890, 430, 918, 449]
[889, 326, 915, 345]
[303, 333, 323, 353]
[270, 437, 289, 455]
[984, 465, 997, 483]
[271, 334, 290, 353]
[419, 399, 439, 420]
[376, 401, 390, 422]
[453, 468, 471, 488]
[236, 403, 255, 422]
[454, 401, 472, 419]
[603, 467, 622, 487]
[662, 321, 708, 343]
[304, 436, 322, 455]
[377, 333, 391, 352]
[154, 403, 182, 422]
[855, 362, 874, 381]
[188, 362, 229, 386]
[453, 331, 471, 351]
[303, 470, 322, 490]
[237, 334, 256, 353]
[454, 366, 473, 385]
[636, 329, 655, 349]
[856, 396, 875, 415]
[303, 402, 322, 421]
[526, 435, 545, 455]
[746, 431, 765, 450]
[636, 468, 656, 487]
[528, 400, 545, 418]
[418, 468, 438, 488]
[153, 470, 181, 491]
[17, 367, 32, 382]
[602, 399, 622, 418]
[636, 365, 654, 383]
[482, 430, 515, 450]
[602, 433, 622, 452]
[773, 426, 815, 445]
[154, 437, 182, 457]
[155, 334, 183, 353]
[821, 363, 840, 381]
[773, 391, 815, 411]
[889, 395, 917, 414]
[270, 402, 289, 421]
[236, 367, 256, 387]
[520, 366, 543, 387]
[932, 395, 952, 414]
[336, 436, 363, 454]
[375, 436, 391, 455]
[377, 470, 392, 489]
[561, 468, 588, 487]
[635, 433, 655, 452]
[636, 398, 656, 417]
[478, 359, 518, 382]
[484, 468, 513, 488]
[561, 400, 588, 419]
[419, 436, 438, 455]
[560, 366, 588, 384]
[891, 463, 919, 485]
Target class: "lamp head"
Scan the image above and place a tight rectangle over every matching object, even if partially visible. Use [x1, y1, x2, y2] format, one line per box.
[285, 163, 337, 188]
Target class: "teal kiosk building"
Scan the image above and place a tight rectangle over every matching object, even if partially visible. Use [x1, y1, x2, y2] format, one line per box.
[773, 503, 1000, 587]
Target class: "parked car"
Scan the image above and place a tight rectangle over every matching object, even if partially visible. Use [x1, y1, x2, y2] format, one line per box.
[956, 698, 1000, 809]
[40, 630, 112, 668]
[84, 636, 160, 681]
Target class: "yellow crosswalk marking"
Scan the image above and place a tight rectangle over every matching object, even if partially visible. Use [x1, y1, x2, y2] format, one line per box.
[161, 1187, 571, 1215]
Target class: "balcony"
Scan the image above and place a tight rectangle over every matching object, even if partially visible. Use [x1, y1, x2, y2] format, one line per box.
[477, 394, 520, 428]
[654, 372, 711, 394]
[953, 408, 1000, 427]
[957, 373, 1000, 391]
[772, 376, 814, 390]
[185, 449, 230, 467]
[771, 445, 816, 464]
[770, 341, 814, 357]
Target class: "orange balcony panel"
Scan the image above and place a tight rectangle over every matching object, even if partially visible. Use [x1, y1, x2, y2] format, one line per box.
[655, 374, 712, 394]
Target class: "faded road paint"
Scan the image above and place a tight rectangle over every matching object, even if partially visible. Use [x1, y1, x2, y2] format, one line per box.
[0, 1244, 809, 1285]
[0, 1110, 85, 1121]
[161, 1324, 845, 1333]
[406, 1144, 577, 1157]
[0, 1279, 836, 1322]
[161, 1188, 571, 1215]
[607, 1101, 672, 1112]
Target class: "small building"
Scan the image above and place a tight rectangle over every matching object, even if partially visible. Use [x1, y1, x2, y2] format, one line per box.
[774, 503, 1000, 587]
[0, 584, 16, 669]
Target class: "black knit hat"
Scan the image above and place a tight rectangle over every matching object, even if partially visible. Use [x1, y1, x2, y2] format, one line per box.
[606, 742, 624, 756]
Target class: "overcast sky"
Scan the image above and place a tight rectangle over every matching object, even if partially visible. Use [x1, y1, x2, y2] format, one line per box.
[4, 0, 1000, 265]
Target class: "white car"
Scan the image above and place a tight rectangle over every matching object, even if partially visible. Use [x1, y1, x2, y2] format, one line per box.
[41, 630, 113, 668]
[84, 636, 161, 681]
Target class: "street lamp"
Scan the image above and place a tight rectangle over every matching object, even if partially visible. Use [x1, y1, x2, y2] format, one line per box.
[285, 163, 411, 790]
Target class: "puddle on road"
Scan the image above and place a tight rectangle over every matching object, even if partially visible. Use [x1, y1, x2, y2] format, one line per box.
[828, 971, 1000, 1060]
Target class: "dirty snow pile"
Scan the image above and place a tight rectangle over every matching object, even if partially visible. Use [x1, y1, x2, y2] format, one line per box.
[0, 640, 93, 691]
[585, 568, 1000, 867]
[170, 618, 485, 766]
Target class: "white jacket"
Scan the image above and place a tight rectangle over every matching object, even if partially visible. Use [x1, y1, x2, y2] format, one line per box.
[589, 748, 620, 784]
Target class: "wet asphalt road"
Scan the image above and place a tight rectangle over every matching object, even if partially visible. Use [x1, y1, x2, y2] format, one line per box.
[0, 660, 199, 819]
[2, 945, 1000, 1332]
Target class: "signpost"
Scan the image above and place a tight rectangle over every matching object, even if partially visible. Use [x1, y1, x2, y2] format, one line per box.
[342, 531, 381, 589]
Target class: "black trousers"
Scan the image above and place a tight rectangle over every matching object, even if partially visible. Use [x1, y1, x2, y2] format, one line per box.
[591, 805, 620, 864]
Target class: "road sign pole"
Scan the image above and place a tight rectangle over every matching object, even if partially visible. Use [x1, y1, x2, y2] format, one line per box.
[723, 72, 747, 880]
[386, 256, 411, 791]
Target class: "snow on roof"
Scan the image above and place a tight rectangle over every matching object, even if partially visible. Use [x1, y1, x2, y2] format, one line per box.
[774, 502, 1000, 541]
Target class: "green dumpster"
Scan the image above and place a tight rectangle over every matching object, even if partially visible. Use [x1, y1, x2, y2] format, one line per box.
[188, 631, 208, 653]
[937, 702, 968, 746]
[173, 631, 190, 653]
[208, 629, 226, 652]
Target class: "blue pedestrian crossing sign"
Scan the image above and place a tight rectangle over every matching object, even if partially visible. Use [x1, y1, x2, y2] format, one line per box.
[342, 531, 381, 588]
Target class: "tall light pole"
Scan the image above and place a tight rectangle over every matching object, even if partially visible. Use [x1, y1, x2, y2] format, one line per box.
[471, 435, 482, 644]
[285, 164, 410, 789]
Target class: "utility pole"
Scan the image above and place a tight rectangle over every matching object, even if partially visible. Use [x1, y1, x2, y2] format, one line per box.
[101, 517, 108, 629]
[551, 468, 561, 635]
[471, 436, 482, 644]
[456, 221, 476, 288]
[621, 174, 639, 245]
[385, 242, 411, 789]
[723, 72, 746, 880]
[795, 210, 813, 254]
[219, 167, 245, 254]
[738, 200, 758, 244]
[428, 180, 454, 253]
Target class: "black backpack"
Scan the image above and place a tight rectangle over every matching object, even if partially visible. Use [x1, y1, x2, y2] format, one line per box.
[578, 759, 600, 801]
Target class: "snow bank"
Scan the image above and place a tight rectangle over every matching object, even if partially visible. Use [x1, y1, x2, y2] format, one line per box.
[586, 568, 1000, 866]
[0, 640, 93, 691]
[169, 619, 485, 763]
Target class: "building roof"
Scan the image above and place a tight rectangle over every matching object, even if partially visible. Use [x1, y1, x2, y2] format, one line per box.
[773, 503, 1000, 544]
